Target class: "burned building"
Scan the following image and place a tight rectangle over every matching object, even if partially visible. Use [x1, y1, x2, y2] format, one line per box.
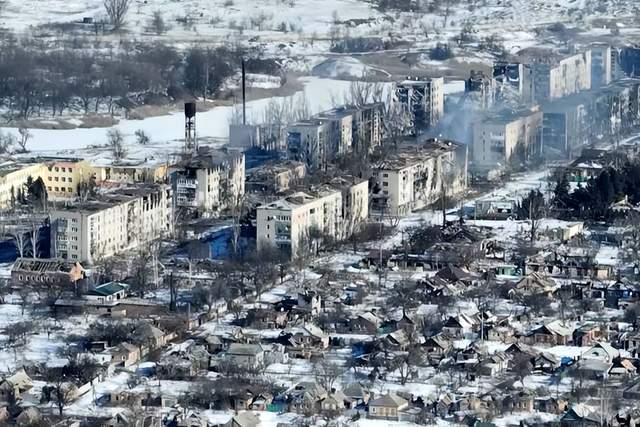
[493, 62, 534, 104]
[171, 147, 245, 215]
[395, 77, 444, 135]
[465, 70, 494, 109]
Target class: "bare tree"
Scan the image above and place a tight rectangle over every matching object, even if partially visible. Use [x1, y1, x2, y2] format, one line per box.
[44, 369, 77, 416]
[10, 228, 28, 258]
[16, 127, 31, 153]
[390, 348, 423, 385]
[107, 128, 127, 162]
[312, 358, 345, 391]
[104, 0, 132, 30]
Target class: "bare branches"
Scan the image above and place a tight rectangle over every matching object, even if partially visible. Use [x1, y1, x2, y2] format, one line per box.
[103, 0, 131, 30]
[107, 129, 127, 163]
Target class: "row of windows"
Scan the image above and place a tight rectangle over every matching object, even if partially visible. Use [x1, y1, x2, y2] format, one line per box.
[47, 186, 73, 193]
[48, 176, 72, 182]
[48, 166, 74, 173]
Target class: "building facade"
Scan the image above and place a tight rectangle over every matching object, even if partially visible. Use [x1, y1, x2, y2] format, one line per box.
[256, 177, 369, 258]
[395, 77, 444, 135]
[172, 148, 245, 214]
[49, 184, 173, 263]
[371, 139, 468, 216]
[472, 108, 543, 172]
[530, 50, 592, 102]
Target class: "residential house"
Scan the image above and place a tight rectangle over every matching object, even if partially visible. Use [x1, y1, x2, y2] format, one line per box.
[442, 314, 477, 339]
[350, 312, 383, 335]
[423, 334, 452, 360]
[524, 321, 574, 346]
[226, 344, 265, 367]
[287, 382, 328, 415]
[111, 342, 141, 367]
[581, 342, 620, 362]
[368, 392, 409, 421]
[501, 391, 535, 413]
[560, 405, 600, 426]
[342, 382, 370, 407]
[0, 369, 33, 403]
[573, 324, 602, 347]
[478, 353, 511, 376]
[85, 282, 127, 303]
[509, 272, 556, 298]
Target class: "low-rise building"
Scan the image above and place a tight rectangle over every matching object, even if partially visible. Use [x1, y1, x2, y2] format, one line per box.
[85, 282, 127, 303]
[49, 184, 173, 263]
[11, 258, 86, 286]
[371, 138, 467, 216]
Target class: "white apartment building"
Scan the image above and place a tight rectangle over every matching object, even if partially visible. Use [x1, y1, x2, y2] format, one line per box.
[49, 184, 173, 263]
[528, 49, 592, 102]
[371, 139, 468, 216]
[395, 77, 444, 135]
[256, 177, 369, 258]
[472, 108, 543, 172]
[172, 148, 245, 214]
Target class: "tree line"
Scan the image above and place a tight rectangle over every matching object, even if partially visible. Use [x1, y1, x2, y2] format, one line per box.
[552, 162, 640, 220]
[0, 41, 281, 120]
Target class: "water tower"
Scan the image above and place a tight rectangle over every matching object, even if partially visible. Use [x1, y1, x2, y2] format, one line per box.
[184, 101, 197, 155]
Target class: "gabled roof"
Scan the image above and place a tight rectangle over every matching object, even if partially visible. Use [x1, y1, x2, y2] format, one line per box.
[368, 392, 408, 408]
[582, 342, 620, 360]
[228, 343, 264, 356]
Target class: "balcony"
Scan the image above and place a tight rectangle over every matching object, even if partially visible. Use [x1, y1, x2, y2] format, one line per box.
[176, 179, 197, 189]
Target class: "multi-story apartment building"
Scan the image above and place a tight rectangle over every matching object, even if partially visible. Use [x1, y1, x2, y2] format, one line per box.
[41, 159, 93, 199]
[49, 184, 173, 263]
[256, 177, 369, 258]
[395, 77, 444, 135]
[493, 62, 535, 104]
[371, 139, 468, 216]
[352, 103, 383, 153]
[590, 44, 612, 89]
[541, 94, 589, 158]
[316, 109, 354, 158]
[172, 148, 245, 214]
[287, 120, 330, 171]
[525, 49, 591, 102]
[472, 108, 543, 173]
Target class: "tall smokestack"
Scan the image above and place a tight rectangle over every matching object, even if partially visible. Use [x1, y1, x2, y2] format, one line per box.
[242, 59, 246, 126]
